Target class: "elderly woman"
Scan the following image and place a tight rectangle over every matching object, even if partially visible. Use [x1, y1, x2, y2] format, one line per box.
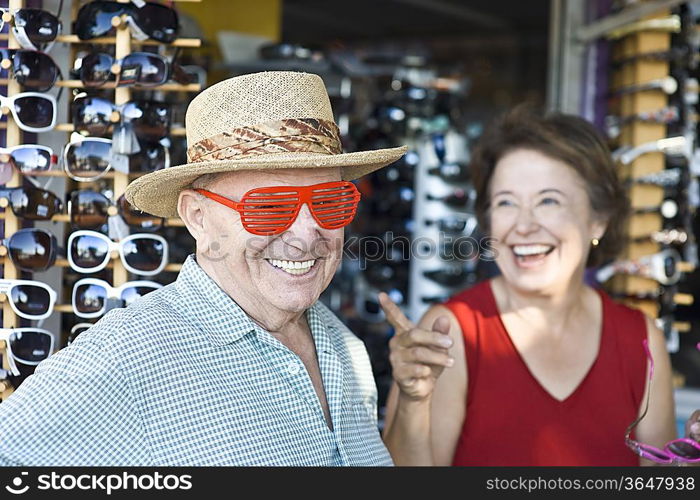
[380, 107, 698, 466]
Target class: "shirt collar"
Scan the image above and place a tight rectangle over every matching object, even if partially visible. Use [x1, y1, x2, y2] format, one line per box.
[174, 255, 339, 348]
[175, 255, 257, 346]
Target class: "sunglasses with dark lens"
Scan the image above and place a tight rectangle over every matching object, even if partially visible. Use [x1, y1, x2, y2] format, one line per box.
[625, 339, 700, 464]
[0, 186, 63, 220]
[68, 190, 165, 230]
[0, 144, 56, 185]
[1, 228, 58, 272]
[195, 181, 362, 236]
[0, 49, 61, 92]
[0, 279, 57, 320]
[63, 138, 170, 182]
[72, 95, 172, 139]
[0, 8, 62, 52]
[75, 1, 179, 43]
[72, 278, 162, 319]
[127, 141, 170, 173]
[0, 328, 54, 376]
[79, 51, 194, 88]
[0, 92, 57, 133]
[67, 230, 168, 276]
[67, 322, 92, 345]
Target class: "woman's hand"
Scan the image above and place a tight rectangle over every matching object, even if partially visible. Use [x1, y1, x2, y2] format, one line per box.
[379, 292, 454, 402]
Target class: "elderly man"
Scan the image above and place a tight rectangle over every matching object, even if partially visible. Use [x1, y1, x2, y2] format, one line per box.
[0, 72, 406, 465]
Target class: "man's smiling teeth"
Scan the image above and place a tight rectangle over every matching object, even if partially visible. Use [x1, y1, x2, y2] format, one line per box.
[512, 244, 554, 256]
[267, 259, 316, 275]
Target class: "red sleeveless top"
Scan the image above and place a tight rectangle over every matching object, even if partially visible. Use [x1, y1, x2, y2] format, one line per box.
[444, 280, 647, 466]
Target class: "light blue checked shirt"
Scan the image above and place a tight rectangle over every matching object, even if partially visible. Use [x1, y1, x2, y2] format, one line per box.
[0, 256, 393, 466]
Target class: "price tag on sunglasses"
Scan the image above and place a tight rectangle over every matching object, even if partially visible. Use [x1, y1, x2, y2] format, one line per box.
[118, 64, 141, 86]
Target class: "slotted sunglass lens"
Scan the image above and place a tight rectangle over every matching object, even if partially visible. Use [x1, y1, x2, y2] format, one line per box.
[310, 184, 359, 228]
[240, 191, 299, 235]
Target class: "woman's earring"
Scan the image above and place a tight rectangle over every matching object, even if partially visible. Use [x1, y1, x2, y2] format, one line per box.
[591, 238, 600, 247]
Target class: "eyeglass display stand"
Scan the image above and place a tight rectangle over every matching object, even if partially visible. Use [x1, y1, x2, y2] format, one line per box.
[608, 13, 694, 386]
[407, 130, 473, 323]
[0, 0, 28, 401]
[0, 0, 204, 401]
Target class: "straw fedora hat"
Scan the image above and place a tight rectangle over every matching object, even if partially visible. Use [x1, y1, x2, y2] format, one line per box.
[124, 71, 408, 218]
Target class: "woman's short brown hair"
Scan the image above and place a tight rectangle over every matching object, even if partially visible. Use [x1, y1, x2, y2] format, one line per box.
[470, 105, 629, 267]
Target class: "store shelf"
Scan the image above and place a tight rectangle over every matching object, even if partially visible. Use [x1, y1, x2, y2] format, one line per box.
[54, 124, 186, 135]
[54, 80, 202, 93]
[20, 170, 148, 179]
[0, 214, 182, 227]
[55, 35, 202, 48]
[52, 259, 181, 273]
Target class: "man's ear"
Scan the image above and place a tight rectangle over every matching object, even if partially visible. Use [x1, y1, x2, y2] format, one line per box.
[178, 189, 207, 241]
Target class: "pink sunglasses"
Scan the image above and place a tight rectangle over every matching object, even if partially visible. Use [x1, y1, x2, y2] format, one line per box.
[624, 340, 700, 464]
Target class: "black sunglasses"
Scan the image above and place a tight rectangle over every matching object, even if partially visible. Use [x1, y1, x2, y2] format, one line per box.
[0, 49, 61, 92]
[0, 8, 62, 52]
[0, 186, 63, 220]
[1, 228, 58, 272]
[79, 51, 194, 88]
[72, 95, 172, 140]
[63, 137, 170, 182]
[75, 1, 179, 44]
[68, 190, 165, 230]
[0, 328, 54, 376]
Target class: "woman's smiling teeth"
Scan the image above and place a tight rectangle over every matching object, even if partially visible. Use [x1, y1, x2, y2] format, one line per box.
[511, 244, 555, 263]
[266, 258, 316, 275]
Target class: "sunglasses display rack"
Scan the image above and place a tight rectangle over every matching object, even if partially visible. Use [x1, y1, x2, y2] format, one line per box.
[0, 0, 27, 399]
[407, 127, 476, 322]
[603, 4, 698, 387]
[0, 0, 204, 400]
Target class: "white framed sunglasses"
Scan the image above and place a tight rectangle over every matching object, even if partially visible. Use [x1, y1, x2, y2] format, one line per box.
[0, 279, 57, 320]
[62, 136, 113, 182]
[0, 144, 56, 184]
[0, 92, 57, 133]
[72, 278, 162, 319]
[67, 230, 168, 276]
[0, 327, 54, 376]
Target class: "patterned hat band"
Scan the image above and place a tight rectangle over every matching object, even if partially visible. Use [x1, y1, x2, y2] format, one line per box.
[187, 118, 342, 163]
